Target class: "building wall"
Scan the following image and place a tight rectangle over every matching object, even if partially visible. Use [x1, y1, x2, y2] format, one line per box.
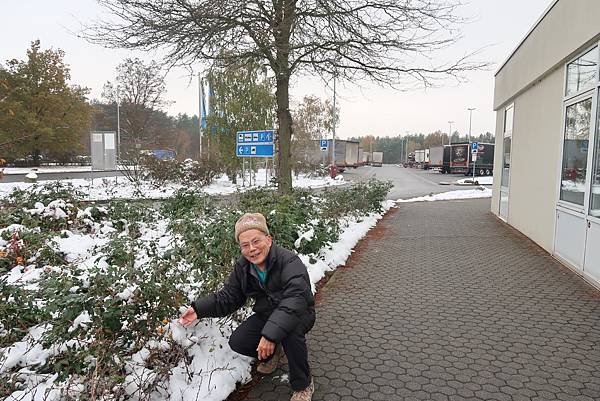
[493, 0, 600, 253]
[507, 67, 564, 252]
[495, 0, 600, 110]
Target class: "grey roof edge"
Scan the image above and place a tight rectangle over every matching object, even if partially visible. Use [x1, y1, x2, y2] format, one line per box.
[494, 0, 560, 77]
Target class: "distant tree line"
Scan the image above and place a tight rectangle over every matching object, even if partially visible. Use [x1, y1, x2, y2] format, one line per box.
[352, 131, 494, 164]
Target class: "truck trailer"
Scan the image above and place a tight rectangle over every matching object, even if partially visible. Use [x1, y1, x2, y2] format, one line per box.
[414, 150, 425, 165]
[441, 142, 494, 175]
[469, 143, 495, 176]
[363, 151, 371, 165]
[344, 141, 360, 168]
[372, 151, 383, 167]
[312, 139, 360, 171]
[427, 146, 445, 170]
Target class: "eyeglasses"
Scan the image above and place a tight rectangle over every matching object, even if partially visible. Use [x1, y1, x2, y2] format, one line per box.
[240, 236, 268, 251]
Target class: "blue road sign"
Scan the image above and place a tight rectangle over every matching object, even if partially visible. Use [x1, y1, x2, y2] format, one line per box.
[320, 139, 328, 150]
[236, 130, 274, 144]
[236, 144, 274, 157]
[471, 142, 479, 153]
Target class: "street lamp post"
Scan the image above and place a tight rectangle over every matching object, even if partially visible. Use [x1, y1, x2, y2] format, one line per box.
[198, 73, 203, 159]
[331, 72, 337, 167]
[467, 107, 476, 143]
[116, 85, 121, 162]
[468, 107, 477, 181]
[447, 120, 454, 174]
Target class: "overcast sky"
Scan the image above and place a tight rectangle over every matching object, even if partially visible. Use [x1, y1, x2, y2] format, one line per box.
[2, 0, 553, 139]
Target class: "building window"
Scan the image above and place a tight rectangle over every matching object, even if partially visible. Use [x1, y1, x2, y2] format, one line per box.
[501, 105, 514, 188]
[566, 47, 598, 97]
[591, 94, 600, 216]
[560, 98, 592, 206]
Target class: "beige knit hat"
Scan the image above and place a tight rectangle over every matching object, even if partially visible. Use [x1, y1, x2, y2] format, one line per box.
[235, 213, 270, 242]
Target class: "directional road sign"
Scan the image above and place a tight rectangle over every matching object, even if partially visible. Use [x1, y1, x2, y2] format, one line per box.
[471, 142, 479, 154]
[320, 139, 328, 151]
[236, 144, 274, 157]
[237, 130, 274, 144]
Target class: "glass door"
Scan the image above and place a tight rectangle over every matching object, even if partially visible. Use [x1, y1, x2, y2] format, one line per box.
[555, 94, 594, 270]
[559, 98, 592, 207]
[499, 105, 513, 220]
[583, 93, 600, 280]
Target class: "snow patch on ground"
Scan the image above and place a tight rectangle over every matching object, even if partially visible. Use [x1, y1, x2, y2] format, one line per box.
[0, 170, 345, 201]
[396, 188, 492, 203]
[455, 176, 493, 185]
[3, 166, 93, 175]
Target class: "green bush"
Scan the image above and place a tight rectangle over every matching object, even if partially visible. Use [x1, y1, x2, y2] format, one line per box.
[140, 156, 221, 188]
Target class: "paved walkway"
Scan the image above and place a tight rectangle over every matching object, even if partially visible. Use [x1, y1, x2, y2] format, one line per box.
[244, 199, 600, 401]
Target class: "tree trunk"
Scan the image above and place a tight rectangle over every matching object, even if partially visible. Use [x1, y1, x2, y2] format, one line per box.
[276, 75, 293, 193]
[33, 136, 40, 167]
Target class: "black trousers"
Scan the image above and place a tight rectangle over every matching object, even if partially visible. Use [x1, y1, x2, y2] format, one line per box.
[228, 313, 313, 391]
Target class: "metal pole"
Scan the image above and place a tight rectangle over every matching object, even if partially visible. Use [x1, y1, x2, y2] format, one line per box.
[448, 121, 454, 174]
[473, 150, 477, 182]
[468, 108, 475, 143]
[198, 74, 203, 159]
[468, 108, 476, 181]
[331, 73, 337, 167]
[116, 85, 121, 162]
[400, 135, 403, 165]
[115, 86, 121, 183]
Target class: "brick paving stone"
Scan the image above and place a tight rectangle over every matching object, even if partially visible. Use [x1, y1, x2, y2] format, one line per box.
[242, 199, 600, 400]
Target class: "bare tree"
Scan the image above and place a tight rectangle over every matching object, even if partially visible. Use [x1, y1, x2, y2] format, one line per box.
[292, 95, 336, 172]
[87, 0, 485, 193]
[103, 58, 169, 151]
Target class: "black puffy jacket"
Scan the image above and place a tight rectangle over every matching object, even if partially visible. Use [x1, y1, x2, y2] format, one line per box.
[191, 243, 316, 343]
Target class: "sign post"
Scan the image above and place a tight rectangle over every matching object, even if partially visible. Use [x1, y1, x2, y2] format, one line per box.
[471, 142, 479, 183]
[320, 139, 328, 167]
[237, 130, 275, 187]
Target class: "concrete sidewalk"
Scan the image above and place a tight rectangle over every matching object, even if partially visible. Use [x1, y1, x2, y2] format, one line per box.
[244, 198, 600, 401]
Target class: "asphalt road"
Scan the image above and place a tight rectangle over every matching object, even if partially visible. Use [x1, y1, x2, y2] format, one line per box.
[1, 170, 124, 183]
[341, 164, 477, 200]
[1, 164, 480, 202]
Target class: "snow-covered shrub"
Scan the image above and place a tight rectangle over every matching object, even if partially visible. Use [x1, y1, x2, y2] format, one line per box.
[0, 180, 392, 401]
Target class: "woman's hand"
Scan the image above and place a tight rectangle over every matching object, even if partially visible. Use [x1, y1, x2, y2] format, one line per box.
[179, 306, 198, 326]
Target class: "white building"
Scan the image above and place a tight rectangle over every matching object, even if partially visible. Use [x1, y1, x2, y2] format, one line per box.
[492, 0, 600, 288]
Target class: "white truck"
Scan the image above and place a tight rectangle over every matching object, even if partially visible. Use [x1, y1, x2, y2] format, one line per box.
[313, 139, 360, 171]
[363, 151, 371, 165]
[414, 150, 426, 164]
[372, 151, 383, 167]
[427, 146, 445, 170]
[344, 141, 360, 168]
